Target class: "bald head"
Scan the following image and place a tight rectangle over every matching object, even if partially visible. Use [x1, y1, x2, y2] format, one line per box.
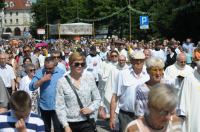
[143, 49, 151, 59]
[176, 53, 186, 68]
[118, 55, 126, 68]
[0, 53, 8, 67]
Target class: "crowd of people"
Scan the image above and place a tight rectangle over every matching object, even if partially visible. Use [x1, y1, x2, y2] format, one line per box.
[0, 37, 199, 132]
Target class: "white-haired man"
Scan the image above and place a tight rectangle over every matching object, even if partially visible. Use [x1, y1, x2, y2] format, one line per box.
[164, 53, 193, 93]
[178, 60, 200, 132]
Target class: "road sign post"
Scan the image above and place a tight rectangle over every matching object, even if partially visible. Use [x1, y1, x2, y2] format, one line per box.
[140, 16, 149, 29]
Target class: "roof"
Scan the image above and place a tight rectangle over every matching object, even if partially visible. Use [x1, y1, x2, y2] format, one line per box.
[4, 0, 32, 10]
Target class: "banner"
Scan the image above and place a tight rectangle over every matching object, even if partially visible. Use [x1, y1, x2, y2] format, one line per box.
[37, 29, 45, 35]
[49, 23, 93, 35]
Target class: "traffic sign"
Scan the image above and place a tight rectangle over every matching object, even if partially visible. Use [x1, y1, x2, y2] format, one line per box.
[140, 16, 149, 29]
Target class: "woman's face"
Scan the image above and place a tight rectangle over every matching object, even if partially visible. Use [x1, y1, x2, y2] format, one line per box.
[149, 106, 175, 129]
[71, 60, 86, 75]
[24, 59, 31, 65]
[27, 67, 36, 78]
[148, 66, 163, 83]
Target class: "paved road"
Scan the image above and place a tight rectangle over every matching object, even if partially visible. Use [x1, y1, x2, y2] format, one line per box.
[96, 119, 110, 132]
[96, 119, 119, 132]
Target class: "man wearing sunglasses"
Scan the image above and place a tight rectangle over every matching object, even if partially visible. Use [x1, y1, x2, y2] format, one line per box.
[29, 57, 65, 132]
[51, 50, 67, 73]
[18, 45, 40, 69]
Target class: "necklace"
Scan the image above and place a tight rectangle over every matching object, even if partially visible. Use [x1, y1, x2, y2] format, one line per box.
[144, 114, 165, 131]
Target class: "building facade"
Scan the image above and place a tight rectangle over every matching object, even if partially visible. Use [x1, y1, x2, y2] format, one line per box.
[0, 0, 33, 38]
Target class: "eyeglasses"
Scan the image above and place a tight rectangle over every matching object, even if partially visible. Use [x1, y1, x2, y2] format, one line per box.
[24, 50, 30, 52]
[73, 62, 86, 67]
[45, 67, 54, 70]
[29, 69, 36, 72]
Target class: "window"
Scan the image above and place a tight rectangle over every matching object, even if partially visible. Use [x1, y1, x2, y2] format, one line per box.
[16, 19, 18, 23]
[5, 19, 7, 24]
[16, 12, 18, 16]
[10, 12, 12, 16]
[10, 19, 12, 24]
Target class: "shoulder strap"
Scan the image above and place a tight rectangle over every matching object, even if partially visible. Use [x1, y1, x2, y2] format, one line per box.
[65, 75, 90, 120]
[65, 75, 84, 109]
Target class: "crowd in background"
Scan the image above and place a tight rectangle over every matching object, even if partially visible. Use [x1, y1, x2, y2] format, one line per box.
[0, 37, 200, 132]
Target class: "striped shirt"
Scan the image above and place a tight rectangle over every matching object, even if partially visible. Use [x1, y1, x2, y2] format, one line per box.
[0, 110, 45, 132]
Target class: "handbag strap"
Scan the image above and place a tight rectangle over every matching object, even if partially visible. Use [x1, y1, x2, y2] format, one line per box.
[65, 75, 84, 109]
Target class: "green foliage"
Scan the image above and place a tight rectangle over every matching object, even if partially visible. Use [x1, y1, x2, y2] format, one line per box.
[0, 1, 5, 9]
[31, 0, 200, 41]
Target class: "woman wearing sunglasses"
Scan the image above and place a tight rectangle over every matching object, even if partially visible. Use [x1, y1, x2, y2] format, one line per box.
[125, 84, 182, 132]
[19, 63, 39, 114]
[55, 52, 101, 132]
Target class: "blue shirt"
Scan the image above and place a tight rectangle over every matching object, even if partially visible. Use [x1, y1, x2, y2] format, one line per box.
[29, 67, 65, 110]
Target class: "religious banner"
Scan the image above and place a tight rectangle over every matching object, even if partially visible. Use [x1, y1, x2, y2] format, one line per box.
[49, 23, 93, 35]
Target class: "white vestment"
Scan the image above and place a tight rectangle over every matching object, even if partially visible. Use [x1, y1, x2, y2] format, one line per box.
[164, 63, 194, 93]
[178, 69, 200, 132]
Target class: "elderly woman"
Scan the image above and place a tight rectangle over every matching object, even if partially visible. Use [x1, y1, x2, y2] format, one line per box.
[19, 63, 39, 114]
[55, 52, 101, 132]
[125, 84, 182, 132]
[135, 57, 166, 117]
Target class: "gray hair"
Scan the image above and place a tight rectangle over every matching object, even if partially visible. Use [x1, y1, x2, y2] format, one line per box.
[24, 63, 35, 73]
[176, 53, 186, 61]
[146, 57, 165, 69]
[148, 84, 177, 111]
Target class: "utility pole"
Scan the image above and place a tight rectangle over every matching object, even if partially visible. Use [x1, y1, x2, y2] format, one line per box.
[45, 0, 48, 39]
[129, 0, 132, 42]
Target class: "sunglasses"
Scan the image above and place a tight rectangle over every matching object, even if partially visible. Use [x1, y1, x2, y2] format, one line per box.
[29, 69, 36, 72]
[53, 56, 60, 59]
[73, 62, 86, 67]
[24, 50, 30, 52]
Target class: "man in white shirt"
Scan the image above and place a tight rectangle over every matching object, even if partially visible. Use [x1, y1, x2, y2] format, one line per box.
[165, 53, 193, 93]
[0, 53, 16, 95]
[86, 45, 102, 86]
[110, 51, 149, 132]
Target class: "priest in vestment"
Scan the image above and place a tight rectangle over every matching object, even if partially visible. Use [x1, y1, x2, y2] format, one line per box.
[178, 61, 200, 132]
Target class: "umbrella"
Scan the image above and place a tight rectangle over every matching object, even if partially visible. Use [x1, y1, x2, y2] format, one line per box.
[35, 42, 48, 48]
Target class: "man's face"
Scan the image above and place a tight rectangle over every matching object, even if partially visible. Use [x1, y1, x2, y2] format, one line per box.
[44, 62, 55, 74]
[118, 57, 126, 67]
[23, 47, 31, 56]
[0, 54, 7, 67]
[110, 53, 118, 63]
[131, 59, 145, 72]
[51, 53, 61, 64]
[177, 56, 186, 68]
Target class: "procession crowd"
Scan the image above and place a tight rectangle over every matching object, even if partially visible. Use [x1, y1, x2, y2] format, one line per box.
[0, 37, 199, 132]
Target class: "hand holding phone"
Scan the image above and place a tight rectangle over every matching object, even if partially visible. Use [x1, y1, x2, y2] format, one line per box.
[42, 72, 52, 82]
